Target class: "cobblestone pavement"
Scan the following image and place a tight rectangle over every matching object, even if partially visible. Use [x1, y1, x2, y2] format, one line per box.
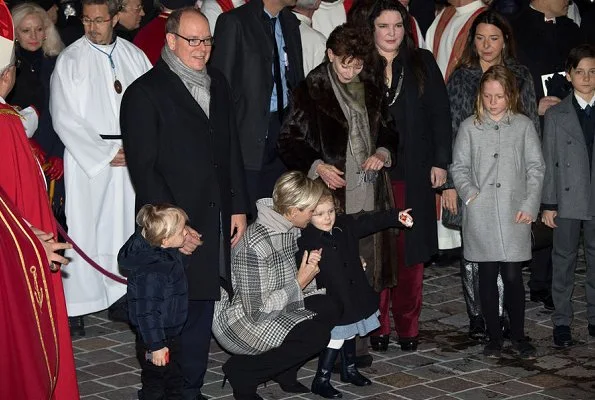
[75, 263, 595, 400]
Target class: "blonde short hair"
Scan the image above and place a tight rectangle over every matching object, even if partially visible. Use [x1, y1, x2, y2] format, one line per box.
[11, 2, 64, 57]
[136, 204, 189, 246]
[272, 171, 324, 215]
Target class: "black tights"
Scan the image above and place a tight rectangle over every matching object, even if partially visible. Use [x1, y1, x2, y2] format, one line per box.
[478, 262, 525, 342]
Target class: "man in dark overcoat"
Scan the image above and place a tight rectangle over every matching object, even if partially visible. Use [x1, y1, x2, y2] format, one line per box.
[120, 7, 248, 399]
[210, 0, 304, 217]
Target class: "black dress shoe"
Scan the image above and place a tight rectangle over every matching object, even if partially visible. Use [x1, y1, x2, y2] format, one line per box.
[370, 335, 389, 352]
[68, 316, 85, 337]
[589, 324, 595, 337]
[530, 290, 555, 310]
[483, 340, 502, 358]
[469, 316, 486, 341]
[274, 380, 310, 393]
[553, 325, 573, 347]
[355, 354, 373, 368]
[398, 337, 418, 351]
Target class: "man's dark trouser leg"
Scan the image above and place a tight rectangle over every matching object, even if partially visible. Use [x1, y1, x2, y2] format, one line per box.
[180, 300, 214, 400]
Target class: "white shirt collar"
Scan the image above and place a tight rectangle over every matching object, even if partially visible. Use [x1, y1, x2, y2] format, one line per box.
[455, 0, 485, 16]
[575, 92, 595, 109]
[293, 11, 313, 27]
[530, 4, 556, 23]
[0, 96, 5, 104]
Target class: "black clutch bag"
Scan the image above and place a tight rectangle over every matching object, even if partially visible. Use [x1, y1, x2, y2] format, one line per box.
[531, 215, 553, 251]
[441, 196, 463, 229]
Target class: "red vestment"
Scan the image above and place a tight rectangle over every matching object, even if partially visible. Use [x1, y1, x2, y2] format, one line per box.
[134, 12, 169, 65]
[0, 102, 79, 399]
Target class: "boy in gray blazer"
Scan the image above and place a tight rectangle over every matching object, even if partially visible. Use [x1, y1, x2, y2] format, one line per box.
[541, 44, 595, 348]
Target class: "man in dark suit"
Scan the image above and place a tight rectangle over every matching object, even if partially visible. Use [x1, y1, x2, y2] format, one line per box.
[120, 7, 248, 400]
[511, 0, 581, 311]
[210, 0, 304, 218]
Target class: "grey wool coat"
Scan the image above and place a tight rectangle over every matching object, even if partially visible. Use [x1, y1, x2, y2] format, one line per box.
[542, 95, 595, 220]
[212, 199, 320, 355]
[450, 113, 545, 262]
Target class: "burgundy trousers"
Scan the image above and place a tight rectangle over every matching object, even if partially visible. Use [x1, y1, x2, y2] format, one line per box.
[375, 180, 424, 339]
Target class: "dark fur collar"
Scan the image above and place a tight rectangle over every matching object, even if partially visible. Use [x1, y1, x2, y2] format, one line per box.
[304, 63, 383, 140]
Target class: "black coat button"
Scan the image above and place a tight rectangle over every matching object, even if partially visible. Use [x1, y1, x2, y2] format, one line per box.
[344, 263, 348, 268]
[494, 125, 499, 130]
[332, 245, 338, 250]
[494, 153, 499, 158]
[349, 279, 354, 285]
[565, 187, 570, 191]
[209, 202, 216, 207]
[566, 163, 570, 167]
[567, 140, 572, 144]
[214, 163, 219, 168]
[496, 183, 501, 188]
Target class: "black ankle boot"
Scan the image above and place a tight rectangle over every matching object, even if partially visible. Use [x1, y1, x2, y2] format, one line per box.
[311, 348, 342, 398]
[339, 339, 371, 386]
[370, 335, 389, 351]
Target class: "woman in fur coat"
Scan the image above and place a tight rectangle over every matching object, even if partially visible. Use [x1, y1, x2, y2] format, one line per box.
[278, 24, 398, 304]
[443, 9, 539, 342]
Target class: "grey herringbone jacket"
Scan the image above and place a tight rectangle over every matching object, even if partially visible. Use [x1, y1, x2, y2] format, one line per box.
[212, 199, 316, 355]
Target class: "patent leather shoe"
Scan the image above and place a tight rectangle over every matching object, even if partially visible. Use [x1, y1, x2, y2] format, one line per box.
[398, 337, 418, 351]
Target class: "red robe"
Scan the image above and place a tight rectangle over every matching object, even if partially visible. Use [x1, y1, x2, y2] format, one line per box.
[133, 12, 169, 65]
[0, 102, 79, 399]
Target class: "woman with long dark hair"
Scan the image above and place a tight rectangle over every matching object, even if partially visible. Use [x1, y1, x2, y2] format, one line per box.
[349, 0, 452, 351]
[443, 9, 538, 341]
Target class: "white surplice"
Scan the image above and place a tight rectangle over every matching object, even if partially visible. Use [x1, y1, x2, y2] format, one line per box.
[425, 0, 485, 78]
[312, 0, 347, 39]
[50, 36, 151, 316]
[200, 0, 247, 35]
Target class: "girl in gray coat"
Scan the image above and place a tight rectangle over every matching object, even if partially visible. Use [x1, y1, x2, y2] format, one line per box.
[450, 65, 545, 359]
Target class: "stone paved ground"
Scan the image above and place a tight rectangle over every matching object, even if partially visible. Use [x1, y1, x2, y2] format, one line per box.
[75, 262, 595, 400]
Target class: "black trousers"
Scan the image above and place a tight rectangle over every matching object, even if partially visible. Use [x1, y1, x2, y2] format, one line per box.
[179, 300, 215, 400]
[223, 294, 341, 394]
[528, 245, 553, 293]
[478, 262, 525, 342]
[245, 111, 287, 220]
[138, 336, 183, 400]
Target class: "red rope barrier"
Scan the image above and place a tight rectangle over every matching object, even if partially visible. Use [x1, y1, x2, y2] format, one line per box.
[56, 221, 128, 284]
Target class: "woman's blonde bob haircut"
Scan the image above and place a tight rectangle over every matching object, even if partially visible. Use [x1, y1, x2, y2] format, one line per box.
[11, 2, 65, 57]
[272, 171, 324, 216]
[136, 204, 189, 247]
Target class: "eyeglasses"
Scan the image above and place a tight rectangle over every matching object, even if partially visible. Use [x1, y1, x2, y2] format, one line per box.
[123, 4, 143, 14]
[81, 17, 113, 26]
[170, 32, 214, 47]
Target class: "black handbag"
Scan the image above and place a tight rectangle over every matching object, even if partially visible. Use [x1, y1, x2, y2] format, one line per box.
[441, 196, 463, 229]
[531, 215, 553, 251]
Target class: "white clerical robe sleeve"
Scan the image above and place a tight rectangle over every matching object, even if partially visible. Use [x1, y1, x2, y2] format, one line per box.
[50, 60, 120, 179]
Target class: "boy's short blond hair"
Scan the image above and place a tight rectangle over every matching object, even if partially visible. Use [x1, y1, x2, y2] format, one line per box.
[136, 204, 189, 246]
[272, 171, 324, 215]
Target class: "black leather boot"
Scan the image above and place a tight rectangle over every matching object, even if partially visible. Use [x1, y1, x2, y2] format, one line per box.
[311, 348, 342, 398]
[339, 338, 371, 386]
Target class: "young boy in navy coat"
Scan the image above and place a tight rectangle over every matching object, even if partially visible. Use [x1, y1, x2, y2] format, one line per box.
[118, 204, 190, 399]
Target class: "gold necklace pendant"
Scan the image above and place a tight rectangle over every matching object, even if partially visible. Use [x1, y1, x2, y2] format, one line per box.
[114, 79, 122, 94]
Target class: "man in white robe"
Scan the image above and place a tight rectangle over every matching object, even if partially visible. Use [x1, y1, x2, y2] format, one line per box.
[425, 0, 487, 80]
[311, 0, 350, 39]
[199, 0, 247, 35]
[50, 0, 151, 334]
[293, 0, 326, 76]
[425, 0, 487, 255]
